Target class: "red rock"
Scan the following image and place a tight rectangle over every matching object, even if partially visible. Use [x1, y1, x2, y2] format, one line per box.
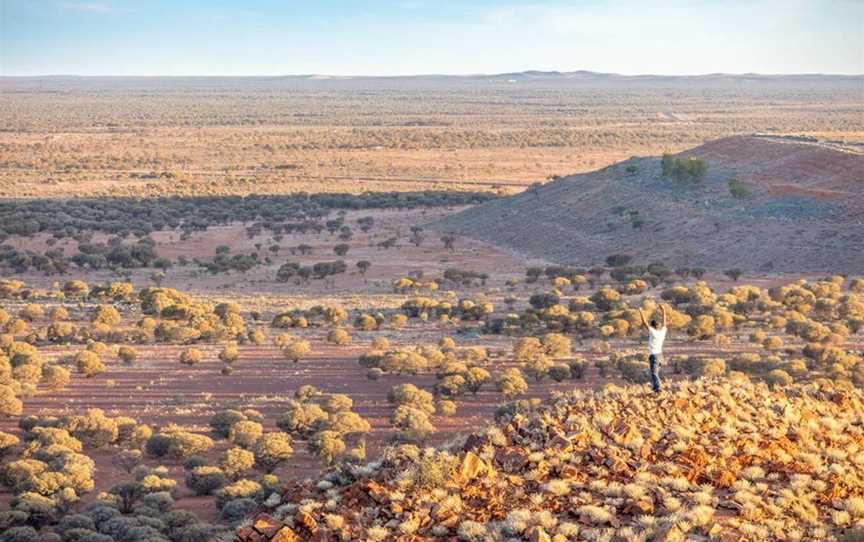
[364, 480, 390, 503]
[295, 511, 318, 534]
[271, 527, 299, 542]
[462, 433, 490, 452]
[549, 433, 571, 451]
[252, 514, 281, 537]
[458, 451, 490, 481]
[236, 526, 266, 542]
[494, 447, 528, 473]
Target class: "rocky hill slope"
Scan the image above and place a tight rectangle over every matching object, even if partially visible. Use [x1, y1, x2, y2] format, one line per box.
[237, 377, 864, 541]
[434, 135, 864, 273]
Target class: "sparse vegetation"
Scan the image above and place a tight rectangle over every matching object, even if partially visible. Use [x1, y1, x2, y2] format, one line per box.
[0, 75, 861, 542]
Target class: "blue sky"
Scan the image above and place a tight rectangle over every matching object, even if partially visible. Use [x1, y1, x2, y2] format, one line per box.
[1, 0, 862, 76]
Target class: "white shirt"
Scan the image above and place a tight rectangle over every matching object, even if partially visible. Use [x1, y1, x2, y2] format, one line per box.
[648, 326, 667, 356]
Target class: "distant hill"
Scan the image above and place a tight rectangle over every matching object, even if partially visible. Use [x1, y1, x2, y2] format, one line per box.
[434, 135, 864, 273]
[3, 71, 861, 91]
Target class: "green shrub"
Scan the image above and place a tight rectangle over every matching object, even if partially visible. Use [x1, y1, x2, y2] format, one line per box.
[0, 384, 24, 417]
[218, 344, 239, 364]
[220, 498, 258, 523]
[387, 383, 435, 414]
[228, 421, 263, 449]
[145, 430, 213, 459]
[92, 305, 122, 327]
[221, 447, 255, 479]
[74, 351, 105, 378]
[282, 340, 311, 363]
[63, 409, 119, 447]
[42, 365, 71, 391]
[548, 364, 571, 382]
[307, 430, 346, 465]
[185, 466, 226, 496]
[324, 394, 353, 414]
[215, 479, 261, 508]
[728, 178, 752, 199]
[327, 411, 371, 436]
[277, 403, 328, 437]
[209, 410, 247, 438]
[182, 455, 208, 471]
[661, 153, 707, 184]
[391, 406, 435, 443]
[0, 526, 38, 542]
[253, 433, 293, 472]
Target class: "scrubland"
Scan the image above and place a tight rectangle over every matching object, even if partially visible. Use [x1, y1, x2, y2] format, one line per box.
[0, 202, 862, 542]
[1, 76, 862, 197]
[0, 77, 862, 542]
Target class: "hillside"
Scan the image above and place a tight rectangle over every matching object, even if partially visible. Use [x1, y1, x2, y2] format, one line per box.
[433, 135, 864, 274]
[237, 378, 864, 541]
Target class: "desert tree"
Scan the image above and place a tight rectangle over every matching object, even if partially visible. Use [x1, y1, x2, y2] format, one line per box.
[112, 449, 143, 474]
[724, 269, 743, 282]
[63, 280, 90, 300]
[219, 343, 239, 364]
[282, 340, 311, 363]
[327, 328, 352, 346]
[409, 226, 425, 247]
[179, 348, 203, 365]
[441, 234, 456, 252]
[496, 368, 528, 398]
[110, 481, 145, 513]
[333, 243, 350, 257]
[548, 364, 571, 382]
[117, 346, 138, 364]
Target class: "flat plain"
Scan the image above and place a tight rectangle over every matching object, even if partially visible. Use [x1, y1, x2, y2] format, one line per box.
[0, 75, 862, 542]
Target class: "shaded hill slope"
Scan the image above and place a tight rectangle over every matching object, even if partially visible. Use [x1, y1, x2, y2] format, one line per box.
[434, 135, 864, 273]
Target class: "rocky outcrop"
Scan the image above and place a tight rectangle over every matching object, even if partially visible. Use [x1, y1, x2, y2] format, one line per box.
[237, 377, 864, 541]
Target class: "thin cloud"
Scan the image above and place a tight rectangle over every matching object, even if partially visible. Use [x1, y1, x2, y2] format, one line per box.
[60, 2, 113, 13]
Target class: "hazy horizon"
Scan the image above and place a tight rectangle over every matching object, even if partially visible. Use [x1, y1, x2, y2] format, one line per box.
[2, 69, 864, 78]
[2, 0, 862, 77]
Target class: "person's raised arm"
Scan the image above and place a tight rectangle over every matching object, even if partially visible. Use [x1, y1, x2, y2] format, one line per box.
[661, 304, 668, 329]
[638, 308, 649, 329]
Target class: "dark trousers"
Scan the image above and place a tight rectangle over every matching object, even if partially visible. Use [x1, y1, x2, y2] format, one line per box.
[649, 354, 662, 393]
